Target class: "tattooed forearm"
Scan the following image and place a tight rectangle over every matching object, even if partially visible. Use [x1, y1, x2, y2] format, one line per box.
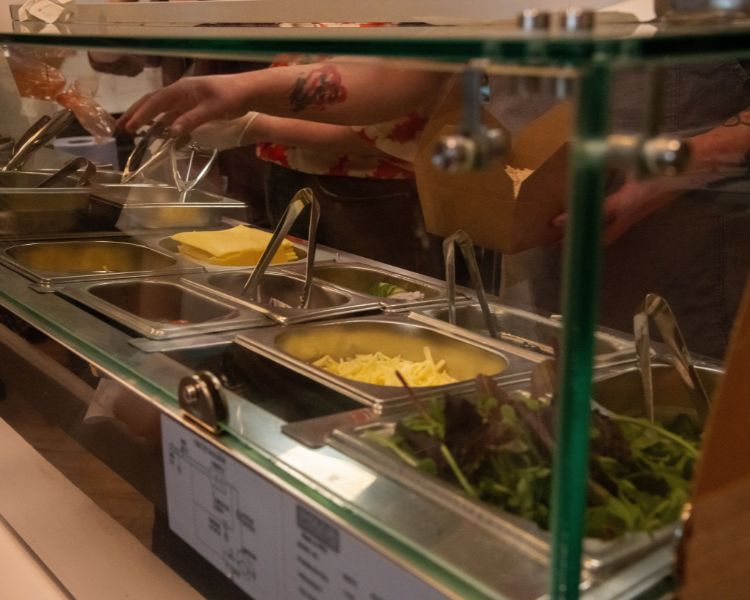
[288, 64, 347, 112]
[723, 109, 750, 127]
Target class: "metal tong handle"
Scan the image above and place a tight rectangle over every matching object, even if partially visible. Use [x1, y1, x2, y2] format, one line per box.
[241, 188, 320, 308]
[633, 293, 711, 424]
[37, 156, 96, 188]
[121, 121, 188, 184]
[443, 229, 498, 339]
[169, 142, 218, 199]
[3, 109, 75, 172]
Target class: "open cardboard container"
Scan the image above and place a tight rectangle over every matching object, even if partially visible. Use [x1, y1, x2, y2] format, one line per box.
[415, 84, 572, 254]
[680, 275, 750, 599]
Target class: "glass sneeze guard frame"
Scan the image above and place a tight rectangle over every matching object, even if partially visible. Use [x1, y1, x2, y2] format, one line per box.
[4, 19, 750, 600]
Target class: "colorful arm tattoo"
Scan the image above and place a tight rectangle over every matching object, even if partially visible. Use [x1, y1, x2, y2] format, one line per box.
[288, 64, 347, 112]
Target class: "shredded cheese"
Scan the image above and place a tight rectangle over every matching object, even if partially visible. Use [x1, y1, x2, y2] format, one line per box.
[312, 346, 457, 387]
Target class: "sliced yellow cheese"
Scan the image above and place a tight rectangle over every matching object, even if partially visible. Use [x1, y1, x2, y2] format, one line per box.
[171, 225, 297, 266]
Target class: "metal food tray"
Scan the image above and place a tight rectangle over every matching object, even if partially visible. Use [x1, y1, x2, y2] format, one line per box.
[0, 237, 202, 288]
[91, 184, 247, 230]
[0, 187, 245, 240]
[59, 276, 270, 340]
[234, 313, 541, 412]
[0, 168, 161, 188]
[182, 270, 381, 325]
[279, 260, 464, 312]
[418, 301, 634, 364]
[326, 358, 723, 578]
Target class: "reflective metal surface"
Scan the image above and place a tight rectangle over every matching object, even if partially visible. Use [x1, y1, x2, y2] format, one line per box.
[421, 303, 632, 361]
[0, 192, 121, 238]
[593, 362, 722, 427]
[0, 168, 124, 188]
[0, 239, 197, 286]
[235, 314, 535, 410]
[60, 277, 269, 339]
[185, 271, 380, 325]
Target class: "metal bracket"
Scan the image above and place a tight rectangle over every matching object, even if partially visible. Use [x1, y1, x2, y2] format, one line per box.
[432, 66, 510, 173]
[178, 370, 227, 435]
[606, 134, 692, 177]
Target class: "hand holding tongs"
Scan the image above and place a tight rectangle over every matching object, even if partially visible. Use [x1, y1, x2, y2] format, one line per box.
[122, 119, 218, 195]
[241, 188, 320, 309]
[121, 120, 180, 183]
[633, 293, 711, 425]
[443, 229, 498, 339]
[2, 108, 75, 172]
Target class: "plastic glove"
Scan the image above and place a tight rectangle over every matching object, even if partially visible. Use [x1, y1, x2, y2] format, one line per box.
[189, 111, 260, 151]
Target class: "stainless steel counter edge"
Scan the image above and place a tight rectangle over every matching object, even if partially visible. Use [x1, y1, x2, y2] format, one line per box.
[0, 263, 673, 600]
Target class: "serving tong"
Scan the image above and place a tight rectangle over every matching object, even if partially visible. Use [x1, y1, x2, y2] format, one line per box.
[2, 108, 75, 172]
[443, 229, 499, 339]
[241, 187, 320, 309]
[122, 120, 217, 194]
[633, 293, 711, 425]
[36, 156, 96, 188]
[170, 141, 218, 201]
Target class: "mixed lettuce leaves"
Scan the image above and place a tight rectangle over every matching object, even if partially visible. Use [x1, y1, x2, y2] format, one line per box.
[364, 373, 700, 539]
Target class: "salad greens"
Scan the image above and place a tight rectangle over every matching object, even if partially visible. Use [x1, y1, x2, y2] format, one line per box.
[367, 281, 425, 301]
[363, 374, 700, 540]
[368, 282, 407, 297]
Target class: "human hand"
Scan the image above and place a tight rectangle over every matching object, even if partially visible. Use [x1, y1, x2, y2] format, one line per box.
[551, 177, 681, 245]
[117, 74, 252, 137]
[190, 112, 260, 150]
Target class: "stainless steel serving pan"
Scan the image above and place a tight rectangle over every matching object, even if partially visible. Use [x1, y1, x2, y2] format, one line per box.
[280, 261, 461, 311]
[419, 302, 632, 363]
[59, 276, 269, 339]
[0, 191, 122, 238]
[183, 270, 380, 325]
[0, 168, 132, 188]
[326, 358, 723, 578]
[235, 314, 538, 411]
[0, 188, 246, 239]
[91, 185, 247, 229]
[0, 238, 200, 287]
[592, 360, 722, 427]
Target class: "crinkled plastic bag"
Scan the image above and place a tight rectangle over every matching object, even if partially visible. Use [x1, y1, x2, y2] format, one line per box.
[7, 51, 66, 100]
[56, 81, 116, 142]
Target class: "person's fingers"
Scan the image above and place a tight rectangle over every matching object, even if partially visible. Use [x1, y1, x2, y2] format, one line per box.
[169, 102, 227, 137]
[551, 212, 567, 228]
[122, 86, 190, 133]
[116, 91, 153, 131]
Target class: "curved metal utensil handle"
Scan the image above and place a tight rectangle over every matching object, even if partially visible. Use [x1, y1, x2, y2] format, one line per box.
[12, 114, 50, 156]
[37, 156, 97, 188]
[634, 293, 711, 424]
[443, 229, 498, 339]
[169, 142, 218, 198]
[3, 109, 75, 171]
[121, 121, 186, 183]
[241, 188, 317, 302]
[299, 193, 320, 309]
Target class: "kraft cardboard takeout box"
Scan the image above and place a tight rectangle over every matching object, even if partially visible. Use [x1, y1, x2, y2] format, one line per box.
[415, 85, 571, 254]
[680, 275, 750, 599]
